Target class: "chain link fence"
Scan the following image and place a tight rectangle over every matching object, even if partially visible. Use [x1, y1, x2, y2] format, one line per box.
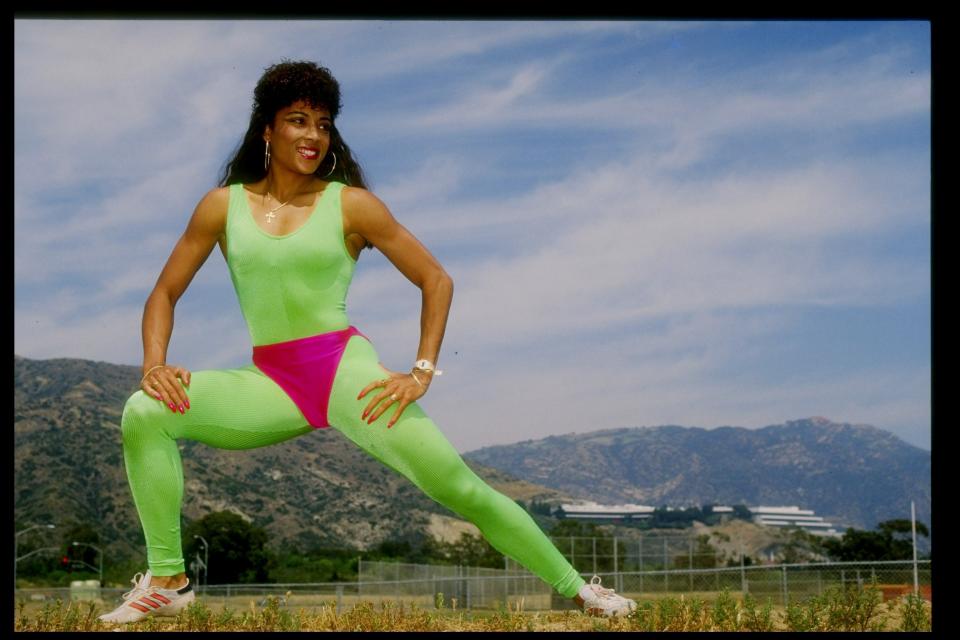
[18, 559, 929, 613]
[15, 533, 931, 613]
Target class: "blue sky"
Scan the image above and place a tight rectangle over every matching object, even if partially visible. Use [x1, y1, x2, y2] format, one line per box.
[14, 20, 930, 454]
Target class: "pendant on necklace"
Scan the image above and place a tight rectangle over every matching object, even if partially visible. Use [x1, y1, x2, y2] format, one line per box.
[265, 210, 277, 223]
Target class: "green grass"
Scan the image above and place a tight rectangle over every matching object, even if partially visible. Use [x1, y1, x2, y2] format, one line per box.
[14, 580, 931, 632]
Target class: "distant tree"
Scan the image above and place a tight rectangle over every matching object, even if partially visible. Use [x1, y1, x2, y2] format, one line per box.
[432, 532, 503, 568]
[61, 522, 101, 547]
[58, 522, 102, 578]
[731, 505, 753, 521]
[362, 534, 451, 565]
[646, 506, 705, 529]
[725, 555, 754, 567]
[820, 519, 929, 562]
[691, 534, 720, 569]
[266, 546, 359, 583]
[779, 529, 829, 564]
[371, 539, 414, 559]
[669, 534, 721, 569]
[549, 519, 610, 538]
[182, 511, 270, 584]
[527, 499, 555, 516]
[548, 520, 619, 572]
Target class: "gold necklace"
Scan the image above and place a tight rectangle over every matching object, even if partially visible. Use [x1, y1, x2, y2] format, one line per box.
[264, 194, 293, 223]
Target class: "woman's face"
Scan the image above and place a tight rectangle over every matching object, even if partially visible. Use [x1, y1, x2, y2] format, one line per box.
[264, 100, 332, 175]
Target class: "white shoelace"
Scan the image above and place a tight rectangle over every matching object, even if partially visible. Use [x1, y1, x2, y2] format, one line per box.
[586, 576, 620, 601]
[121, 572, 150, 601]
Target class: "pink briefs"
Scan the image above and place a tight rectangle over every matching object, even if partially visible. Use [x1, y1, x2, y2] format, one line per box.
[252, 325, 369, 429]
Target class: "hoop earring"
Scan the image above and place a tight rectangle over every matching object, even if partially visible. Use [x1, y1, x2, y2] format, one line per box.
[322, 151, 337, 178]
[264, 140, 271, 171]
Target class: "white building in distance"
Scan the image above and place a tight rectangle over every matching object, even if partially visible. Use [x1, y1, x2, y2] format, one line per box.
[749, 506, 842, 538]
[556, 502, 654, 521]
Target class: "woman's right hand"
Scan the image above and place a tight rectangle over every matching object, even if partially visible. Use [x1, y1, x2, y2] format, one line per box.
[141, 364, 192, 414]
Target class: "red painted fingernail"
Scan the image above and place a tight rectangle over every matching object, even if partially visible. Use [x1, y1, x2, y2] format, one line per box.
[179, 404, 185, 414]
[168, 403, 176, 411]
[185, 399, 190, 409]
[154, 393, 161, 400]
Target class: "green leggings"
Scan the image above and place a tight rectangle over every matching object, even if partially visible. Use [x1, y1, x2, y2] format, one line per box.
[120, 334, 585, 598]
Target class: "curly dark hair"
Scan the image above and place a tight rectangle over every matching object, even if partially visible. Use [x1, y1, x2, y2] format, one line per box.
[217, 59, 369, 191]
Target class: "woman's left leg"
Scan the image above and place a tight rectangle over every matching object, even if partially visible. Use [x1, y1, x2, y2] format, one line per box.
[327, 335, 585, 599]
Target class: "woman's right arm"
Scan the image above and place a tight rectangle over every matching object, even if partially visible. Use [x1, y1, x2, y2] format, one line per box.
[140, 187, 229, 412]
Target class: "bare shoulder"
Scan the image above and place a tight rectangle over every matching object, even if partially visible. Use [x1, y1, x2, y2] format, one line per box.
[341, 185, 395, 233]
[190, 185, 230, 236]
[341, 184, 388, 212]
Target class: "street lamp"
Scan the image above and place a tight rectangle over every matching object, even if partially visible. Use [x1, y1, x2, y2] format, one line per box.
[71, 541, 103, 586]
[14, 524, 56, 591]
[193, 535, 209, 594]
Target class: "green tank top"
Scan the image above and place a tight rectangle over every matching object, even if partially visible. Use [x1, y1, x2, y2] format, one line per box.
[225, 181, 356, 346]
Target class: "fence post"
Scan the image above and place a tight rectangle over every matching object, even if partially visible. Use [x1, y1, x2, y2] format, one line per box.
[639, 537, 643, 593]
[781, 564, 788, 608]
[592, 537, 597, 576]
[688, 538, 693, 592]
[336, 585, 343, 614]
[663, 538, 669, 593]
[739, 540, 746, 595]
[613, 537, 620, 593]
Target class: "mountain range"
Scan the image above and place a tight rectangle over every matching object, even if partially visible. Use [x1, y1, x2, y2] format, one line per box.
[462, 417, 930, 535]
[14, 355, 931, 564]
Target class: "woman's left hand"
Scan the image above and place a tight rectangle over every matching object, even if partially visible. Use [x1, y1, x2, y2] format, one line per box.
[357, 365, 431, 428]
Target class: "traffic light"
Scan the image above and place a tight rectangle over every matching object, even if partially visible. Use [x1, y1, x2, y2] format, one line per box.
[61, 555, 72, 572]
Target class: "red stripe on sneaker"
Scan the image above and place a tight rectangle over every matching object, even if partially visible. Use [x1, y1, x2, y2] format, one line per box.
[139, 596, 163, 609]
[150, 592, 172, 604]
[129, 602, 151, 613]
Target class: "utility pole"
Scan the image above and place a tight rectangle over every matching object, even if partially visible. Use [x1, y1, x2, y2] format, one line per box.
[194, 535, 209, 594]
[911, 501, 919, 596]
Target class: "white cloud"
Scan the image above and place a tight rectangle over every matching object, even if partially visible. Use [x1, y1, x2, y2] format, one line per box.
[351, 31, 928, 143]
[332, 21, 698, 80]
[14, 20, 929, 454]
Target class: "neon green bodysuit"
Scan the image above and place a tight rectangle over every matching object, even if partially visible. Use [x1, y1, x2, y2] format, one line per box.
[119, 180, 585, 598]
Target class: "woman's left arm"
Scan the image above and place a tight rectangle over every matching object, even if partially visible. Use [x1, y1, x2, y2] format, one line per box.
[344, 186, 454, 427]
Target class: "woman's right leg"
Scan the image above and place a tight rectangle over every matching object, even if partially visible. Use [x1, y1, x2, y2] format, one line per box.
[120, 364, 312, 577]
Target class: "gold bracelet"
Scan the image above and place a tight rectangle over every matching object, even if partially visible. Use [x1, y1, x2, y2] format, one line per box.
[140, 364, 166, 385]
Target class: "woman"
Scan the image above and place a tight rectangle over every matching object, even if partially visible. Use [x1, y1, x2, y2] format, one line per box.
[99, 60, 636, 624]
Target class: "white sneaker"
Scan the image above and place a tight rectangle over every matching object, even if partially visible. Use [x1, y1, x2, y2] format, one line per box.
[578, 575, 638, 618]
[98, 571, 195, 624]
